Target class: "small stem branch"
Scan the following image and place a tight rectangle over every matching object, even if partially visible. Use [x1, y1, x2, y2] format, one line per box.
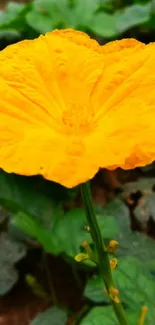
[80, 182, 129, 325]
[138, 306, 148, 325]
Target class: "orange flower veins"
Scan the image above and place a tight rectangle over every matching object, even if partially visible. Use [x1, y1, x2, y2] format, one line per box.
[0, 29, 155, 188]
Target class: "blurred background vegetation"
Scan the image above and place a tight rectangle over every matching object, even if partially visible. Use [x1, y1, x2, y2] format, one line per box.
[1, 0, 155, 50]
[1, 1, 155, 325]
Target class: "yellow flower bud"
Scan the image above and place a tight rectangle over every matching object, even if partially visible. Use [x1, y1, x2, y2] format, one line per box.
[82, 240, 93, 257]
[111, 287, 119, 296]
[109, 287, 120, 303]
[110, 258, 118, 270]
[75, 253, 89, 262]
[107, 240, 119, 253]
[104, 286, 120, 303]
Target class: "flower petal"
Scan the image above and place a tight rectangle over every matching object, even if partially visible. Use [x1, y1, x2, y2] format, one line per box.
[0, 29, 103, 187]
[1, 31, 155, 188]
[90, 41, 155, 170]
[101, 38, 144, 55]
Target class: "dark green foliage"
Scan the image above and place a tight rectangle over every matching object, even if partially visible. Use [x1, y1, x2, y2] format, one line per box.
[30, 307, 68, 325]
[0, 0, 155, 45]
[0, 232, 26, 295]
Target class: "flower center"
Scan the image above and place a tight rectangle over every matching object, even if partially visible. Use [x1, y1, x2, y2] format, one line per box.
[62, 101, 94, 135]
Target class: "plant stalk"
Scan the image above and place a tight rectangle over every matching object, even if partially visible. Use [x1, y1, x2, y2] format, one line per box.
[80, 181, 129, 325]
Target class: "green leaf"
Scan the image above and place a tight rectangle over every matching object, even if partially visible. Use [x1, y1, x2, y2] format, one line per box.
[114, 258, 155, 325]
[102, 199, 155, 269]
[0, 232, 26, 263]
[0, 170, 61, 228]
[32, 0, 73, 27]
[0, 2, 27, 29]
[72, 0, 99, 27]
[33, 0, 68, 14]
[84, 275, 108, 304]
[0, 232, 26, 295]
[90, 12, 117, 38]
[51, 208, 119, 258]
[114, 258, 155, 309]
[11, 211, 60, 255]
[0, 2, 25, 21]
[80, 306, 117, 325]
[80, 306, 140, 325]
[51, 208, 89, 257]
[104, 196, 155, 268]
[12, 205, 118, 259]
[0, 261, 18, 296]
[116, 4, 151, 33]
[95, 205, 120, 238]
[8, 215, 35, 242]
[97, 199, 130, 233]
[0, 170, 66, 255]
[30, 306, 67, 325]
[0, 29, 21, 39]
[117, 231, 155, 270]
[26, 11, 53, 33]
[84, 257, 155, 321]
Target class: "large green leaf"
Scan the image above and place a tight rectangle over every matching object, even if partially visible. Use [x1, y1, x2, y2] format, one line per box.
[90, 12, 117, 38]
[31, 307, 67, 325]
[0, 232, 26, 295]
[31, 0, 100, 29]
[80, 306, 117, 325]
[26, 11, 53, 33]
[32, 0, 68, 14]
[11, 205, 118, 258]
[0, 2, 27, 30]
[31, 0, 73, 28]
[0, 232, 26, 263]
[102, 198, 155, 268]
[0, 29, 20, 39]
[114, 258, 155, 309]
[85, 257, 154, 305]
[116, 4, 151, 33]
[80, 306, 140, 325]
[7, 188, 119, 258]
[96, 199, 130, 234]
[72, 0, 99, 27]
[84, 275, 108, 304]
[0, 261, 18, 296]
[0, 2, 25, 23]
[84, 257, 155, 323]
[11, 211, 59, 254]
[51, 208, 119, 258]
[0, 170, 68, 254]
[0, 170, 63, 228]
[117, 231, 155, 270]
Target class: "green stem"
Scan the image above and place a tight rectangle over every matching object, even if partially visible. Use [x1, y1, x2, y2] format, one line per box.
[80, 182, 129, 325]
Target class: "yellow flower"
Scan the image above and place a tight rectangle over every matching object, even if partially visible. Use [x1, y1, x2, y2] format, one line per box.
[0, 29, 155, 188]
